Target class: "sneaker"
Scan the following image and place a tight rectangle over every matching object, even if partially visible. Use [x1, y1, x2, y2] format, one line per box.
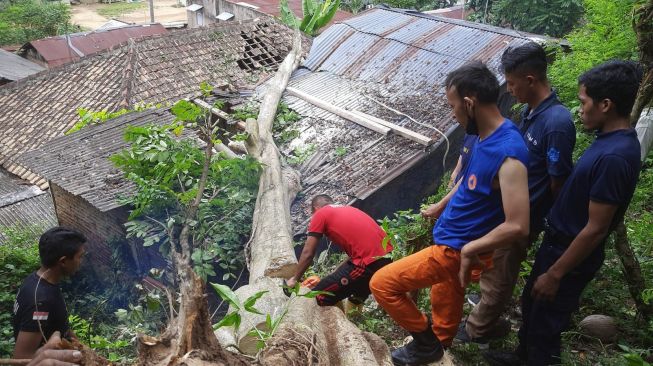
[453, 321, 489, 350]
[482, 350, 525, 366]
[466, 293, 481, 306]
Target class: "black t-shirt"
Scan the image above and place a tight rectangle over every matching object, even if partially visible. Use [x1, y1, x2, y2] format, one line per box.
[12, 272, 69, 342]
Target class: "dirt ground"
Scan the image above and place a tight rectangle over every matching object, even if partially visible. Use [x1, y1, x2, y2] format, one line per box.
[71, 0, 187, 30]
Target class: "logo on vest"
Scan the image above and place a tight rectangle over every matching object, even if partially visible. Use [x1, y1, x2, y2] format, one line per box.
[468, 174, 477, 190]
[526, 132, 538, 146]
[547, 147, 560, 163]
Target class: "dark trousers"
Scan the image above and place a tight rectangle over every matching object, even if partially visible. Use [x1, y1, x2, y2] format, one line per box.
[313, 257, 392, 306]
[517, 229, 604, 365]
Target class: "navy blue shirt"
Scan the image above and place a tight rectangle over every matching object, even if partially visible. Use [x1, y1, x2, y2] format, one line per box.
[519, 91, 575, 219]
[434, 120, 529, 250]
[548, 128, 641, 238]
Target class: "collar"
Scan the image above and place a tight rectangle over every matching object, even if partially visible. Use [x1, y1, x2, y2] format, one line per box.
[521, 90, 561, 122]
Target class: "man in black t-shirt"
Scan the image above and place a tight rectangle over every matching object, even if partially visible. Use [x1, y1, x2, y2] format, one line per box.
[484, 61, 643, 366]
[13, 227, 86, 359]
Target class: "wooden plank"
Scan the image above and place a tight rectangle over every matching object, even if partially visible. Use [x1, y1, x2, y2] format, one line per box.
[285, 87, 391, 136]
[351, 110, 433, 146]
[193, 98, 232, 121]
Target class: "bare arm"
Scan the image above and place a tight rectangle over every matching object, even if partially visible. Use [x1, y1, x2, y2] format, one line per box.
[550, 175, 567, 199]
[286, 236, 320, 287]
[14, 331, 44, 359]
[26, 331, 82, 366]
[448, 156, 463, 189]
[459, 157, 530, 287]
[422, 179, 461, 218]
[531, 201, 617, 301]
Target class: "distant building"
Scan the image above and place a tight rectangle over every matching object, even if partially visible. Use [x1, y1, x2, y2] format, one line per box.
[0, 49, 44, 85]
[17, 24, 168, 68]
[186, 0, 351, 30]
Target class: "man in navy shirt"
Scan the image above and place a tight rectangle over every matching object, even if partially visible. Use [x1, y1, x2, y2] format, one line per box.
[485, 60, 642, 366]
[460, 42, 576, 346]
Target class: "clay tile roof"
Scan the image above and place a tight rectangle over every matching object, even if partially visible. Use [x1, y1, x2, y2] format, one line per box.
[1, 19, 302, 189]
[22, 24, 168, 68]
[18, 109, 181, 212]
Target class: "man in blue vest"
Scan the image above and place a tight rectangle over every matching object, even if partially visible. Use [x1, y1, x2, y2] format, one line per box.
[485, 60, 642, 365]
[458, 42, 576, 347]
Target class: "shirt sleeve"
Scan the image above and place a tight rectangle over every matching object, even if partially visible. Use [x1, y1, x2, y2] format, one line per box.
[543, 130, 574, 178]
[16, 298, 51, 333]
[307, 209, 326, 237]
[589, 155, 635, 205]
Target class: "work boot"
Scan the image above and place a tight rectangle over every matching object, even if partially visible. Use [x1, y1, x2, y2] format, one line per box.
[482, 350, 525, 366]
[391, 323, 444, 365]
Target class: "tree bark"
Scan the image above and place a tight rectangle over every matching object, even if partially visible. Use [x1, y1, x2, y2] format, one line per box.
[245, 30, 304, 281]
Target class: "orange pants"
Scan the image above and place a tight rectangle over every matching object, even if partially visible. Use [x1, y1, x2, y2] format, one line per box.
[370, 245, 492, 346]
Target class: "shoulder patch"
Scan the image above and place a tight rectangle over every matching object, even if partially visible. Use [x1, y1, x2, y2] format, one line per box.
[547, 147, 560, 163]
[32, 311, 49, 321]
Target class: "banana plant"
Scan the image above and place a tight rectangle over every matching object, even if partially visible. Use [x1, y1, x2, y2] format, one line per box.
[279, 0, 341, 36]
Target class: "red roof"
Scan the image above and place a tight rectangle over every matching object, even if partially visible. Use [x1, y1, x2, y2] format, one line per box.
[225, 0, 351, 26]
[26, 24, 168, 67]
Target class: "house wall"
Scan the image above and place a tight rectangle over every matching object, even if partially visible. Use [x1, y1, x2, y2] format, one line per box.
[50, 183, 126, 272]
[188, 0, 269, 28]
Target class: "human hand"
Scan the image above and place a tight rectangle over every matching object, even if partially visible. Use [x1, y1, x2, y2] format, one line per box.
[285, 277, 297, 289]
[421, 203, 444, 219]
[301, 275, 321, 289]
[458, 249, 484, 288]
[531, 272, 560, 302]
[28, 331, 82, 366]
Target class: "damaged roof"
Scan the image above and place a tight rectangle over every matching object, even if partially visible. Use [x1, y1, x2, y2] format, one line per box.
[1, 19, 302, 188]
[18, 109, 179, 212]
[280, 7, 531, 228]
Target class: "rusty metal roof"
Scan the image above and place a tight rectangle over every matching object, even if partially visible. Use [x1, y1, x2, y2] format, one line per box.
[224, 0, 352, 26]
[23, 24, 168, 68]
[304, 7, 532, 91]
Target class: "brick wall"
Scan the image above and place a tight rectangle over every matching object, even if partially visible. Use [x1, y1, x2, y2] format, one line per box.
[50, 183, 127, 271]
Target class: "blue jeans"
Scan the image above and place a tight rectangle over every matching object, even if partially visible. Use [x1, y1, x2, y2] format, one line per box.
[517, 231, 604, 365]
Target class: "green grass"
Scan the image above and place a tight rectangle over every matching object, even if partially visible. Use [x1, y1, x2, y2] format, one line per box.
[97, 2, 146, 18]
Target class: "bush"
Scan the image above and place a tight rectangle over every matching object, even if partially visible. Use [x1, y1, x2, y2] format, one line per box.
[0, 227, 41, 357]
[0, 0, 76, 46]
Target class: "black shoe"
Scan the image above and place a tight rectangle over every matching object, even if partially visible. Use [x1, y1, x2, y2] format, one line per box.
[482, 350, 525, 366]
[391, 323, 444, 365]
[453, 321, 489, 350]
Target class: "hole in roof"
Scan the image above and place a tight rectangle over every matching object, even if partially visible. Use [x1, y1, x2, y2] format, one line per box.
[237, 31, 283, 71]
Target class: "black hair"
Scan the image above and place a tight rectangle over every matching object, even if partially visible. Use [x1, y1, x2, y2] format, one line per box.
[500, 42, 548, 80]
[445, 62, 499, 103]
[578, 60, 643, 117]
[311, 194, 334, 208]
[39, 227, 86, 267]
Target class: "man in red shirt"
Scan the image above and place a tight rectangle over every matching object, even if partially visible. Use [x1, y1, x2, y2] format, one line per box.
[286, 194, 393, 306]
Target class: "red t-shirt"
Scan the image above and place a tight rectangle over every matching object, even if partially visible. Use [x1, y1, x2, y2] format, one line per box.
[307, 205, 392, 266]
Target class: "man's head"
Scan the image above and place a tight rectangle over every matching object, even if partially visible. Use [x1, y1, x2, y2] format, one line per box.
[577, 60, 642, 130]
[445, 62, 500, 135]
[500, 42, 549, 104]
[39, 227, 86, 276]
[311, 194, 334, 214]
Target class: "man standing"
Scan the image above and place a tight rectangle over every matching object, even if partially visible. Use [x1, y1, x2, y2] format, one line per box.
[485, 60, 642, 365]
[13, 227, 86, 359]
[370, 62, 530, 365]
[459, 42, 576, 346]
[286, 195, 392, 306]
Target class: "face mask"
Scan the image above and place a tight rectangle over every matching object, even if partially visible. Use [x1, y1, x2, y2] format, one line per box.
[465, 100, 479, 135]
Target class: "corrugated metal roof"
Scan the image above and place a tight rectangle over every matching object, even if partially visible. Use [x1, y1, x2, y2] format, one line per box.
[25, 24, 168, 68]
[0, 193, 57, 243]
[17, 109, 179, 212]
[0, 49, 44, 82]
[304, 7, 532, 90]
[283, 6, 533, 227]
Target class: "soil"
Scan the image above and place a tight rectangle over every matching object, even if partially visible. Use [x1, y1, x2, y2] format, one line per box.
[71, 0, 187, 30]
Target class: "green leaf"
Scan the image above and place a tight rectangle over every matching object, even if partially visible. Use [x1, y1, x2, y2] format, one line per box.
[300, 290, 333, 299]
[210, 283, 242, 309]
[171, 100, 202, 122]
[213, 311, 240, 329]
[243, 290, 268, 315]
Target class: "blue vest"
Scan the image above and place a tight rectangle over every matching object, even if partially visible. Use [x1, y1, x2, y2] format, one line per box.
[433, 120, 529, 250]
